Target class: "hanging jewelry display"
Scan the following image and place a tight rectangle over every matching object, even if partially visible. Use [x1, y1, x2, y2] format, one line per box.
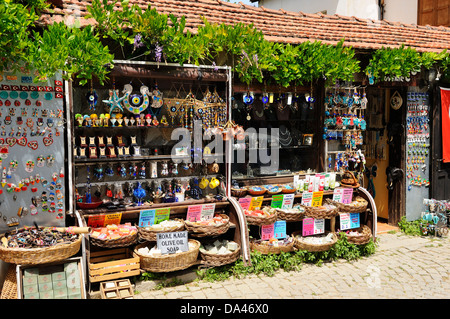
[243, 91, 254, 121]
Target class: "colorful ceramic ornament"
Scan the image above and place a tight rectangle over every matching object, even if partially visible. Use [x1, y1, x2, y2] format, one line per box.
[102, 89, 126, 115]
[122, 84, 150, 114]
[86, 88, 98, 111]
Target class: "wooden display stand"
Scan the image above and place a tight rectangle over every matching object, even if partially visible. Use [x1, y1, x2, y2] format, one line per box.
[88, 248, 140, 283]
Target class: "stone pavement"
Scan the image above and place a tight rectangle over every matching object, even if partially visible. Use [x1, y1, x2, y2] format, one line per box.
[131, 231, 450, 299]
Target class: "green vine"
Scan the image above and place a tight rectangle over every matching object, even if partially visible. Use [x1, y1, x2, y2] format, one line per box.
[365, 45, 450, 83]
[3, 0, 450, 86]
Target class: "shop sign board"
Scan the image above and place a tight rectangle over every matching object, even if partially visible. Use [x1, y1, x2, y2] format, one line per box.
[157, 231, 189, 254]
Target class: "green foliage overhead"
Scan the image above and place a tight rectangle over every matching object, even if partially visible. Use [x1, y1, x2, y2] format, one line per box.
[26, 22, 114, 85]
[365, 45, 450, 83]
[2, 0, 450, 86]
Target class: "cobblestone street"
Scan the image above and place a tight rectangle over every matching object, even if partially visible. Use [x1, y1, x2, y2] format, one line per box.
[132, 232, 450, 299]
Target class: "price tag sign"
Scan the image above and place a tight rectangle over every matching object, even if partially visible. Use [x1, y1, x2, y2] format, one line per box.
[271, 194, 284, 209]
[261, 224, 275, 240]
[156, 231, 189, 255]
[312, 191, 324, 207]
[201, 203, 215, 220]
[249, 196, 264, 211]
[155, 208, 170, 224]
[186, 205, 202, 222]
[87, 215, 105, 228]
[350, 213, 360, 228]
[274, 220, 286, 239]
[104, 213, 122, 226]
[301, 192, 313, 206]
[282, 194, 295, 209]
[332, 188, 344, 202]
[302, 217, 315, 236]
[238, 197, 251, 210]
[340, 213, 351, 230]
[139, 209, 156, 227]
[342, 188, 354, 204]
[313, 219, 325, 234]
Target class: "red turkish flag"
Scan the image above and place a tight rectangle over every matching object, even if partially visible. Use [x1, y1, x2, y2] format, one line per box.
[440, 87, 450, 162]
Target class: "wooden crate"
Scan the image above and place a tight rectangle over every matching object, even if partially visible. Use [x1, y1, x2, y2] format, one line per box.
[100, 279, 134, 299]
[89, 248, 140, 283]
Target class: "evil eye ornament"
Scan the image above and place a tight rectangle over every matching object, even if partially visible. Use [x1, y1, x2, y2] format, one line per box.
[261, 93, 269, 104]
[130, 94, 143, 107]
[243, 92, 254, 105]
[86, 90, 98, 111]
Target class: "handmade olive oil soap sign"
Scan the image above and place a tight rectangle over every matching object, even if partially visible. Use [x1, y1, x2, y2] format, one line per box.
[156, 231, 188, 254]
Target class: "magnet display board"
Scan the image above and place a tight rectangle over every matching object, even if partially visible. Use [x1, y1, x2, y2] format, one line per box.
[405, 88, 430, 221]
[0, 72, 67, 233]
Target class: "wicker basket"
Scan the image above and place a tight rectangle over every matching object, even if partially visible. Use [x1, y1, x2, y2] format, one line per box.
[341, 225, 372, 245]
[275, 208, 305, 222]
[231, 188, 247, 197]
[184, 214, 230, 238]
[137, 219, 185, 242]
[133, 240, 200, 272]
[199, 243, 241, 267]
[0, 264, 17, 299]
[90, 231, 138, 248]
[250, 239, 295, 254]
[325, 197, 368, 213]
[0, 232, 82, 265]
[301, 204, 338, 219]
[292, 231, 337, 252]
[245, 212, 277, 226]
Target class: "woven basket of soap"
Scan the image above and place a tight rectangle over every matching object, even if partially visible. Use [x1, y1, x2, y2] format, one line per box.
[90, 224, 138, 248]
[292, 231, 337, 252]
[184, 214, 230, 238]
[0, 227, 82, 265]
[199, 239, 241, 267]
[137, 219, 185, 242]
[250, 237, 295, 254]
[244, 206, 277, 226]
[340, 225, 372, 245]
[275, 206, 305, 222]
[325, 197, 368, 214]
[133, 240, 200, 272]
[301, 204, 338, 219]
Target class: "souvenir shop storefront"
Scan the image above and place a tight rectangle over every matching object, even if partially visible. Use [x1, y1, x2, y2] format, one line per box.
[0, 59, 381, 299]
[1, 0, 449, 300]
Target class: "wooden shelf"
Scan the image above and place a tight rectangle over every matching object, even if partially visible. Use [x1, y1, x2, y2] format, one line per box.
[77, 198, 231, 219]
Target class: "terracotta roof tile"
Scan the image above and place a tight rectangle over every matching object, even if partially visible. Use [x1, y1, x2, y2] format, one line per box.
[38, 0, 450, 52]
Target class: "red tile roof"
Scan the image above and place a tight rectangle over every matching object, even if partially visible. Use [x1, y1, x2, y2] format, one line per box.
[39, 0, 450, 52]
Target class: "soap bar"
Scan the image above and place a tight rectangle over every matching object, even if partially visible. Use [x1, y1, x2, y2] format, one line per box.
[23, 268, 39, 277]
[38, 282, 53, 292]
[22, 276, 38, 286]
[227, 242, 238, 251]
[24, 292, 40, 299]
